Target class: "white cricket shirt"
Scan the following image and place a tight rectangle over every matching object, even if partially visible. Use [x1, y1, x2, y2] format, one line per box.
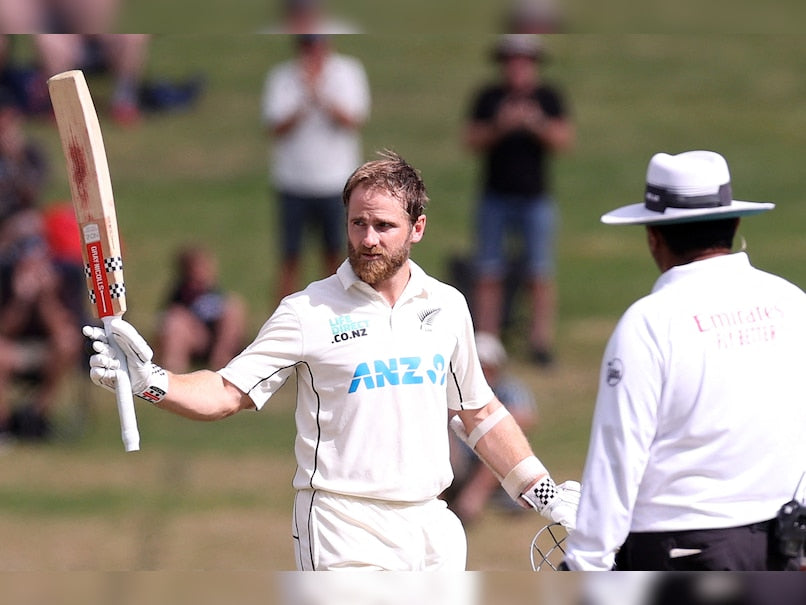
[219, 261, 494, 502]
[261, 53, 370, 197]
[565, 252, 806, 570]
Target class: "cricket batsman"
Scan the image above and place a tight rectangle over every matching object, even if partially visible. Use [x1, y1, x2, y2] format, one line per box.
[85, 150, 580, 570]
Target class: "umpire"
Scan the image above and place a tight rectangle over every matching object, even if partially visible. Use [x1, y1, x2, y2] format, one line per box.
[562, 150, 806, 571]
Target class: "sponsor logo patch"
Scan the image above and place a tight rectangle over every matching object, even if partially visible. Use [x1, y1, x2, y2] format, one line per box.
[329, 314, 370, 344]
[606, 358, 624, 386]
[348, 354, 447, 393]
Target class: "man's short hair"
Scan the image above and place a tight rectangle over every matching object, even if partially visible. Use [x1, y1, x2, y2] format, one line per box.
[342, 150, 429, 224]
[653, 218, 739, 257]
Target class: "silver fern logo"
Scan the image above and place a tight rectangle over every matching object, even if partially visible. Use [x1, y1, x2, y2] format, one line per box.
[418, 308, 441, 331]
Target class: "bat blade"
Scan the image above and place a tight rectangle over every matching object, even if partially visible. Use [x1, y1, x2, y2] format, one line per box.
[48, 70, 140, 452]
[48, 70, 126, 319]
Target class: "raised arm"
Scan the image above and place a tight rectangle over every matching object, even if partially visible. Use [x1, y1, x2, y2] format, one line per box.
[157, 370, 254, 420]
[84, 319, 254, 422]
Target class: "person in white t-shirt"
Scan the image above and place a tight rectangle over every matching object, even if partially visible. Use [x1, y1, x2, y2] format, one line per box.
[261, 34, 370, 301]
[562, 150, 806, 571]
[83, 150, 580, 571]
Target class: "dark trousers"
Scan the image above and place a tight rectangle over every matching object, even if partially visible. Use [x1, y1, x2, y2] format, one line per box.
[615, 520, 798, 571]
[648, 574, 806, 605]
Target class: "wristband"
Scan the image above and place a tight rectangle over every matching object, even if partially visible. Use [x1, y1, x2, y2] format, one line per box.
[501, 455, 548, 501]
[134, 365, 169, 404]
[521, 475, 558, 512]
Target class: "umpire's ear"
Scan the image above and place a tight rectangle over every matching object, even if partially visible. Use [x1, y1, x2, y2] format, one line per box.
[646, 226, 668, 272]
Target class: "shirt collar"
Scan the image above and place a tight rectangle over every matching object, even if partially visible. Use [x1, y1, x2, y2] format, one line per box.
[652, 251, 750, 294]
[403, 260, 429, 299]
[336, 259, 429, 302]
[336, 259, 361, 290]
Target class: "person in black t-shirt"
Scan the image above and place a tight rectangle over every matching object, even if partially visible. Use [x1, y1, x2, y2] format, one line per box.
[463, 34, 574, 367]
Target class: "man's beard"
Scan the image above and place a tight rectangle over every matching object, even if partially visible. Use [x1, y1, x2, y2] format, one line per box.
[348, 240, 410, 285]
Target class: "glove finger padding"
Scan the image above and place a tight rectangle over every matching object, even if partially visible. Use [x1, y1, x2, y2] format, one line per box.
[545, 480, 581, 530]
[557, 480, 581, 498]
[89, 364, 119, 392]
[92, 340, 115, 358]
[89, 351, 120, 372]
[106, 317, 155, 366]
[83, 319, 169, 404]
[85, 326, 118, 392]
[82, 325, 107, 343]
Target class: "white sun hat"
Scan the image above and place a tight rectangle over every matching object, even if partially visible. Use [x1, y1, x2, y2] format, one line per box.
[601, 150, 775, 226]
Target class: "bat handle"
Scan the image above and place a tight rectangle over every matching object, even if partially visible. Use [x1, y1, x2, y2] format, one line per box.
[102, 316, 141, 452]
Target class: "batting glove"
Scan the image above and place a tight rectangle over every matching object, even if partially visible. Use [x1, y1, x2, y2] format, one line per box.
[522, 477, 581, 530]
[83, 318, 169, 404]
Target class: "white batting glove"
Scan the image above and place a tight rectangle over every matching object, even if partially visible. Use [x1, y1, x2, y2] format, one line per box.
[522, 477, 581, 530]
[83, 318, 169, 404]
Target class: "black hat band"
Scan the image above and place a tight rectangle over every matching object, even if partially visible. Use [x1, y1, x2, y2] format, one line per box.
[644, 183, 732, 213]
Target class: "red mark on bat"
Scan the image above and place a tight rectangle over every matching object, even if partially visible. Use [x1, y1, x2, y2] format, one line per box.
[86, 241, 113, 317]
[68, 140, 89, 213]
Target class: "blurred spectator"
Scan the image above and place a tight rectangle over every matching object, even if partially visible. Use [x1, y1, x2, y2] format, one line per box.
[0, 89, 48, 217]
[0, 92, 82, 441]
[503, 0, 565, 33]
[443, 331, 538, 524]
[42, 201, 91, 327]
[3, 34, 198, 122]
[0, 0, 127, 33]
[261, 0, 360, 34]
[0, 0, 44, 32]
[261, 34, 370, 301]
[0, 87, 49, 287]
[463, 34, 574, 367]
[34, 33, 150, 126]
[51, 0, 123, 32]
[155, 245, 247, 373]
[0, 36, 51, 115]
[0, 336, 20, 440]
[0, 2, 151, 125]
[0, 221, 83, 441]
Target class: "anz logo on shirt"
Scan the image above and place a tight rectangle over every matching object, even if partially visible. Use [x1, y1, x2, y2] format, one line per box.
[348, 354, 447, 393]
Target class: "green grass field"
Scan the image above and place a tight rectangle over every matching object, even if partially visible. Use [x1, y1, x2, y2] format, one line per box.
[115, 1, 806, 34]
[3, 34, 806, 573]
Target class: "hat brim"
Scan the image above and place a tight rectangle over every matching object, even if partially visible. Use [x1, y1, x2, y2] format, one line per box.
[601, 200, 775, 226]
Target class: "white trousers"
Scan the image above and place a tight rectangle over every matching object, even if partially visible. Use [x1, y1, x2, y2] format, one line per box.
[292, 489, 467, 570]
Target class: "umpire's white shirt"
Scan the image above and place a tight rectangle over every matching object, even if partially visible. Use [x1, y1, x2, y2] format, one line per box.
[219, 260, 494, 503]
[565, 252, 806, 570]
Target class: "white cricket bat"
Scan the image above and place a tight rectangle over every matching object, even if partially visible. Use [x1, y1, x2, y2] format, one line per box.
[48, 70, 140, 452]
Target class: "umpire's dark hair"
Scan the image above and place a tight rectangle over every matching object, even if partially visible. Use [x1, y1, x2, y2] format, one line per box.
[342, 149, 429, 225]
[653, 217, 739, 258]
